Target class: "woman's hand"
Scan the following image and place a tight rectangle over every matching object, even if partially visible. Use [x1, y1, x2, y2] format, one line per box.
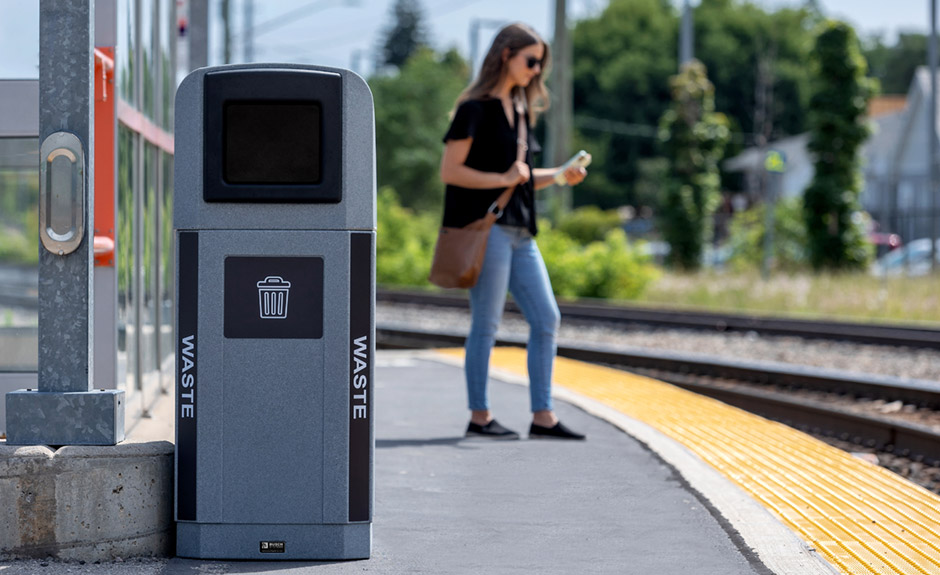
[532, 165, 589, 191]
[504, 161, 531, 187]
[562, 165, 587, 186]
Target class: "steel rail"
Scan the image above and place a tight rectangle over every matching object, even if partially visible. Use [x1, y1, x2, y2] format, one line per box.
[376, 288, 940, 350]
[377, 324, 940, 466]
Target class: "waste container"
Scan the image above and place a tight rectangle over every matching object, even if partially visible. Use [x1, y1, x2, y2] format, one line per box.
[173, 64, 375, 560]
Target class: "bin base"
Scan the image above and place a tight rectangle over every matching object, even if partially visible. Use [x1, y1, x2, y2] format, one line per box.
[176, 522, 371, 560]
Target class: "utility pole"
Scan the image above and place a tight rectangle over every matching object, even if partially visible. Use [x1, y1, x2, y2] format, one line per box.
[755, 44, 776, 279]
[243, 0, 254, 63]
[930, 0, 938, 272]
[545, 0, 573, 218]
[468, 19, 479, 84]
[679, 0, 694, 68]
[468, 18, 506, 84]
[221, 0, 232, 64]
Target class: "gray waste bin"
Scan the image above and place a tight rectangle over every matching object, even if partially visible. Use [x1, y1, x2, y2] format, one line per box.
[173, 64, 375, 560]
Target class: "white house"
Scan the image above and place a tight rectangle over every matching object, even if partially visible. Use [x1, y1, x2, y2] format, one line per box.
[865, 67, 939, 242]
[723, 66, 939, 243]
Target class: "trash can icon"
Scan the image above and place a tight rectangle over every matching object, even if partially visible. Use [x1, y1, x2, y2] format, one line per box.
[257, 276, 291, 319]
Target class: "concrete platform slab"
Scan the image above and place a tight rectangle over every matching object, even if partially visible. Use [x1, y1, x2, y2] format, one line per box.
[1, 350, 793, 574]
[166, 352, 768, 574]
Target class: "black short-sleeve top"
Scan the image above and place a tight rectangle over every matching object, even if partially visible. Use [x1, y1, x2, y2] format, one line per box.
[442, 98, 541, 235]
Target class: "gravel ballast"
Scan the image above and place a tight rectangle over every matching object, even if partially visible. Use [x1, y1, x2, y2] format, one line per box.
[377, 302, 940, 382]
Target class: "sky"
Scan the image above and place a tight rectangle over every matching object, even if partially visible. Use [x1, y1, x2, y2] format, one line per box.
[0, 0, 932, 80]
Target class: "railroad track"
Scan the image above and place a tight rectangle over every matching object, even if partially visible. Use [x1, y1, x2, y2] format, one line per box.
[377, 288, 940, 350]
[377, 324, 940, 467]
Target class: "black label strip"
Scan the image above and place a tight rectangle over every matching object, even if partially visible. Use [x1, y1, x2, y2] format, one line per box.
[349, 232, 373, 522]
[177, 231, 198, 521]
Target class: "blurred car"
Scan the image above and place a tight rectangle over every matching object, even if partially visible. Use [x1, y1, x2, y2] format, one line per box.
[637, 240, 670, 264]
[868, 232, 903, 258]
[870, 238, 940, 277]
[702, 243, 734, 269]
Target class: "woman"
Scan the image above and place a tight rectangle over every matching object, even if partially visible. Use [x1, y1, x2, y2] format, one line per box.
[440, 23, 588, 440]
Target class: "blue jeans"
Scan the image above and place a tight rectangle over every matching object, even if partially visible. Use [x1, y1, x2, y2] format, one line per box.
[465, 225, 560, 413]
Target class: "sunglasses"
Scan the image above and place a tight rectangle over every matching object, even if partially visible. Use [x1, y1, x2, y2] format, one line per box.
[524, 56, 542, 69]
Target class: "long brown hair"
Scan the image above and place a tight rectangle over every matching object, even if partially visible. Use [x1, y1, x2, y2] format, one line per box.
[455, 22, 551, 123]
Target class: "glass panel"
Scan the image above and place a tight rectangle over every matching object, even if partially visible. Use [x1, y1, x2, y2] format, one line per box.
[141, 0, 155, 119]
[0, 4, 39, 79]
[160, 152, 174, 365]
[142, 142, 158, 375]
[117, 0, 137, 103]
[0, 137, 39, 371]
[117, 126, 136, 390]
[160, 0, 174, 130]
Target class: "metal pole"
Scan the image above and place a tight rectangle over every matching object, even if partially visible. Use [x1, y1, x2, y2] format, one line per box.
[762, 171, 778, 280]
[6, 0, 124, 445]
[545, 0, 573, 217]
[189, 0, 209, 70]
[929, 0, 938, 272]
[38, 0, 95, 394]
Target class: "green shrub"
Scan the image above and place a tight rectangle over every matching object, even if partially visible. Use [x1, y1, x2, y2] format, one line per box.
[727, 197, 808, 271]
[557, 206, 623, 245]
[0, 225, 37, 265]
[376, 187, 438, 287]
[539, 224, 658, 300]
[377, 190, 658, 299]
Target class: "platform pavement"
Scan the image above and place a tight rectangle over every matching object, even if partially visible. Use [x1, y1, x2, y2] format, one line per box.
[163, 349, 779, 575]
[3, 349, 809, 574]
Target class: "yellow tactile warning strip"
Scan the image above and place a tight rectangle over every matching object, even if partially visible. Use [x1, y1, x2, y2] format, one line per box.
[438, 347, 940, 575]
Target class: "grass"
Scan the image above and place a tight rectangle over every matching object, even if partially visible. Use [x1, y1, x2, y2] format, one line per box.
[628, 270, 940, 326]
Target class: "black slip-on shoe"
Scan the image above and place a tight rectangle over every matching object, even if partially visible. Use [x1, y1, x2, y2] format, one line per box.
[465, 419, 520, 440]
[528, 421, 586, 440]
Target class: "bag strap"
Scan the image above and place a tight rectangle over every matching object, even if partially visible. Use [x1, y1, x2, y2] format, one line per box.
[486, 103, 529, 219]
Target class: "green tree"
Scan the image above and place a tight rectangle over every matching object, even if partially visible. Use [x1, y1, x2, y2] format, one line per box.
[694, 0, 815, 145]
[571, 0, 677, 209]
[658, 60, 729, 270]
[864, 33, 926, 94]
[379, 0, 428, 69]
[803, 21, 876, 270]
[369, 47, 467, 211]
[570, 0, 816, 210]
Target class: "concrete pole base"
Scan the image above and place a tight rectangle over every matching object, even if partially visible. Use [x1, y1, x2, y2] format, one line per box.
[5, 389, 125, 446]
[0, 441, 174, 561]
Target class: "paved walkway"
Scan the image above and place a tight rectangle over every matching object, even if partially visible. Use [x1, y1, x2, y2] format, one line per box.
[3, 350, 784, 574]
[164, 351, 767, 575]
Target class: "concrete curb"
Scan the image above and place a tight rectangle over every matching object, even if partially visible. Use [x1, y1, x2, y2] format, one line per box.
[0, 440, 174, 561]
